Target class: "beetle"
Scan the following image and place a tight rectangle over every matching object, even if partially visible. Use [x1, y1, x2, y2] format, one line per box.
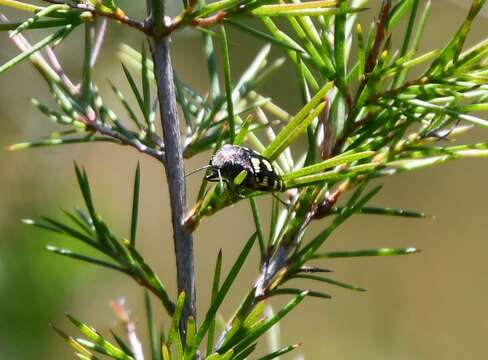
[205, 144, 284, 192]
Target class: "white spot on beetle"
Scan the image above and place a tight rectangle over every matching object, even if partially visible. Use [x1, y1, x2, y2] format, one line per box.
[251, 158, 261, 171]
[262, 159, 273, 171]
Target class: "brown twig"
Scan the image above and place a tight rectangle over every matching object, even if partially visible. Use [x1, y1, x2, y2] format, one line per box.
[366, 77, 429, 104]
[320, 89, 333, 159]
[190, 11, 227, 27]
[364, 0, 391, 75]
[332, 0, 392, 155]
[312, 180, 351, 219]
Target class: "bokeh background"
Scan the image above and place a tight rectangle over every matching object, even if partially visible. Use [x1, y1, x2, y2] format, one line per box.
[1, 1, 487, 359]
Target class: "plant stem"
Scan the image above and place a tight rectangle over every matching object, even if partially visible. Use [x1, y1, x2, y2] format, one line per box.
[150, 34, 196, 340]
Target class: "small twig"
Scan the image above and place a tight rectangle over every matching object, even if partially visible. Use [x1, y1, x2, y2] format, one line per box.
[111, 299, 145, 360]
[44, 46, 79, 94]
[312, 180, 351, 219]
[319, 89, 333, 159]
[364, 0, 391, 75]
[366, 77, 429, 104]
[89, 120, 165, 162]
[5, 19, 165, 162]
[332, 0, 392, 155]
[41, 0, 150, 34]
[1, 14, 68, 90]
[90, 17, 108, 68]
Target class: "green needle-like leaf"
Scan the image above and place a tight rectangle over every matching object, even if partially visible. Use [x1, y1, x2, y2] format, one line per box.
[232, 344, 256, 360]
[386, 0, 415, 32]
[76, 338, 128, 358]
[249, 198, 266, 261]
[220, 25, 235, 143]
[268, 195, 279, 247]
[264, 81, 333, 160]
[193, 0, 240, 18]
[37, 216, 100, 249]
[110, 331, 134, 357]
[45, 245, 127, 273]
[130, 163, 141, 245]
[76, 353, 101, 360]
[313, 247, 420, 259]
[62, 209, 94, 236]
[141, 44, 155, 133]
[260, 17, 318, 90]
[74, 164, 97, 225]
[174, 332, 184, 360]
[187, 233, 257, 360]
[221, 291, 307, 354]
[267, 288, 331, 299]
[295, 183, 380, 262]
[225, 20, 304, 53]
[197, 0, 220, 102]
[294, 274, 366, 292]
[234, 114, 253, 146]
[152, 0, 163, 34]
[206, 249, 223, 356]
[7, 137, 115, 151]
[334, 0, 347, 91]
[121, 64, 145, 121]
[407, 99, 488, 128]
[52, 325, 94, 358]
[250, 2, 361, 17]
[66, 314, 131, 359]
[282, 151, 374, 181]
[145, 292, 160, 360]
[167, 292, 186, 347]
[0, 25, 73, 74]
[124, 242, 175, 315]
[10, 3, 68, 36]
[82, 23, 93, 105]
[108, 80, 143, 130]
[297, 58, 316, 166]
[174, 74, 193, 131]
[73, 164, 114, 251]
[255, 344, 300, 360]
[0, 19, 72, 31]
[391, 0, 421, 87]
[329, 206, 427, 218]
[284, 163, 377, 189]
[426, 0, 487, 77]
[186, 317, 196, 349]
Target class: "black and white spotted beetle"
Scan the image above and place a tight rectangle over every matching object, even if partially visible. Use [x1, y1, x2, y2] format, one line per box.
[205, 144, 284, 192]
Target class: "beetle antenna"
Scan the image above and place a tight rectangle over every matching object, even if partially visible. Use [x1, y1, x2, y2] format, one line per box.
[218, 169, 225, 191]
[272, 192, 289, 207]
[185, 165, 211, 178]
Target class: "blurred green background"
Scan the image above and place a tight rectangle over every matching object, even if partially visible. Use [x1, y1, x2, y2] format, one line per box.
[1, 1, 487, 359]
